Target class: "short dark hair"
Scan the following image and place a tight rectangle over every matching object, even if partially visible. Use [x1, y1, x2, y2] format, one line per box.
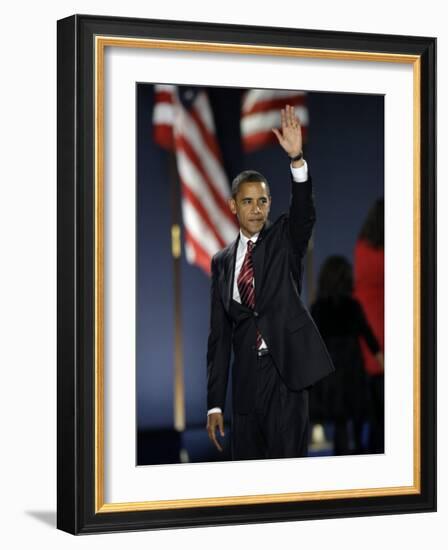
[359, 197, 384, 248]
[316, 255, 353, 299]
[231, 170, 270, 198]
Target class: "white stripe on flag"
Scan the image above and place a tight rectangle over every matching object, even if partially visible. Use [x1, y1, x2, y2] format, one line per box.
[173, 102, 230, 198]
[242, 106, 309, 135]
[242, 89, 306, 112]
[181, 200, 222, 257]
[176, 150, 237, 242]
[154, 84, 176, 93]
[192, 92, 215, 135]
[152, 101, 175, 126]
[184, 240, 196, 264]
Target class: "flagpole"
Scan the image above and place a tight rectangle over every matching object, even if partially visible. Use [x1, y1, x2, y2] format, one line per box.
[168, 151, 186, 433]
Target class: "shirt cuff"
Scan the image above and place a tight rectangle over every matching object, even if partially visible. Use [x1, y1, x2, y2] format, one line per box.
[290, 159, 308, 182]
[207, 407, 222, 415]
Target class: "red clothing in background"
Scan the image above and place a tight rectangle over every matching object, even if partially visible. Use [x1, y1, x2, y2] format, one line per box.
[353, 238, 384, 376]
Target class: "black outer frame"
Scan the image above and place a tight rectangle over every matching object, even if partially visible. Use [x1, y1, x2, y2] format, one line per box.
[57, 14, 436, 535]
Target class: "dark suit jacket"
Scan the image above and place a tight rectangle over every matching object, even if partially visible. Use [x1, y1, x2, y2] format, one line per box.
[207, 173, 335, 414]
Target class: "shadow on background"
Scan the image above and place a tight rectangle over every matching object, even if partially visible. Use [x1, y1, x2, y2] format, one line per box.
[25, 510, 56, 528]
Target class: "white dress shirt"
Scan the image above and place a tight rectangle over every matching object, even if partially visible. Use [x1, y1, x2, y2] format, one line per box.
[207, 161, 308, 416]
[233, 230, 268, 349]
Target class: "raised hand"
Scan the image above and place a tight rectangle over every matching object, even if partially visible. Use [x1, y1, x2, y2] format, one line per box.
[272, 104, 303, 158]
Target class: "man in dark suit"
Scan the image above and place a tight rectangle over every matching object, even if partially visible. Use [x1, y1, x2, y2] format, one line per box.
[206, 105, 334, 460]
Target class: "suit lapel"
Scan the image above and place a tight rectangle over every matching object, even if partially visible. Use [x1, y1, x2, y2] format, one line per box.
[221, 219, 271, 311]
[252, 219, 271, 301]
[223, 236, 239, 310]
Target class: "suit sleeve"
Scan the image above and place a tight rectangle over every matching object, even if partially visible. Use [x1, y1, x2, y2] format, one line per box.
[288, 173, 316, 259]
[206, 255, 232, 413]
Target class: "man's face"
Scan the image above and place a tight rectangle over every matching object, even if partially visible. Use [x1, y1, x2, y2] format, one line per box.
[229, 181, 271, 238]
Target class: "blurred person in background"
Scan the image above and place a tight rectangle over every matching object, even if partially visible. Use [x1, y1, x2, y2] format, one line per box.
[354, 198, 385, 454]
[310, 255, 384, 455]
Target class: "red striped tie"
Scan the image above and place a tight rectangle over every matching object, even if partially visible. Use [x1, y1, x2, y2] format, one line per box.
[237, 240, 263, 349]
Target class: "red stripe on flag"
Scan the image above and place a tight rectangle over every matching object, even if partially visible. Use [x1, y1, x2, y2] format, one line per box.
[153, 124, 174, 150]
[180, 182, 227, 249]
[175, 134, 237, 226]
[189, 106, 223, 163]
[154, 90, 174, 105]
[184, 228, 213, 276]
[153, 85, 237, 275]
[242, 95, 306, 116]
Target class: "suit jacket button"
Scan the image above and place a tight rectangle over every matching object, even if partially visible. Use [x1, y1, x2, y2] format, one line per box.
[254, 311, 259, 317]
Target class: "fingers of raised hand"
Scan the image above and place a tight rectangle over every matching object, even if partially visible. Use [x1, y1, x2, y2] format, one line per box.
[280, 107, 287, 130]
[285, 104, 300, 129]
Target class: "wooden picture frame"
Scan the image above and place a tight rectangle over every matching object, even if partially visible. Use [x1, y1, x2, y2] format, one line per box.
[57, 14, 436, 534]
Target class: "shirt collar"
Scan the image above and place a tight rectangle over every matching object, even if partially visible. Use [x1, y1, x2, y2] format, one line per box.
[239, 229, 259, 248]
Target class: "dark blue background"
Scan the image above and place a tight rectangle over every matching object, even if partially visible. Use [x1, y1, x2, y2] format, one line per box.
[136, 85, 383, 437]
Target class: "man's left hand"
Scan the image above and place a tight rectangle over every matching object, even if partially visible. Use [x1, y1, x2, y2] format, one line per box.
[272, 104, 303, 161]
[206, 412, 225, 452]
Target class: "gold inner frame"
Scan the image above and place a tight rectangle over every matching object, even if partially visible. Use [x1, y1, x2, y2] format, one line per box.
[94, 36, 421, 513]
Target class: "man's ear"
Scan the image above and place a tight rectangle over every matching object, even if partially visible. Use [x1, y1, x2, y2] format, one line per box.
[228, 197, 237, 215]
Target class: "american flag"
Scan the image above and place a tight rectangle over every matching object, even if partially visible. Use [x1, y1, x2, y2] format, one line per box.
[153, 85, 239, 275]
[241, 89, 308, 152]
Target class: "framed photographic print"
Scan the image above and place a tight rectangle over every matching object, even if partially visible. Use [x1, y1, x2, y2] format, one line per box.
[57, 14, 436, 534]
